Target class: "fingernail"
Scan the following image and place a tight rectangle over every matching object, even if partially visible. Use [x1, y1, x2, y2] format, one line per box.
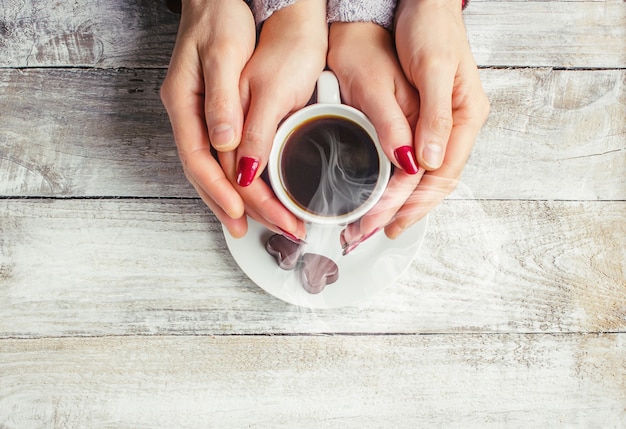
[340, 226, 360, 249]
[394, 146, 419, 175]
[210, 124, 235, 150]
[236, 157, 259, 187]
[342, 227, 381, 256]
[278, 227, 306, 245]
[340, 229, 348, 248]
[342, 242, 359, 257]
[360, 227, 381, 243]
[423, 144, 444, 169]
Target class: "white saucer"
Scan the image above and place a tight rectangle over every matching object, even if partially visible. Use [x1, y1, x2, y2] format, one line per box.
[223, 216, 428, 309]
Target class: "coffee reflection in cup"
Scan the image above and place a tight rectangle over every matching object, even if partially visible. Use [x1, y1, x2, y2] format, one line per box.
[280, 115, 380, 218]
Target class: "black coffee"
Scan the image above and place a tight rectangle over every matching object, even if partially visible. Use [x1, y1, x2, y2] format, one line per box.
[280, 115, 379, 217]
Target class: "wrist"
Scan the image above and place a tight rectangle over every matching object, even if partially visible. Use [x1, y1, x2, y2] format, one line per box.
[262, 1, 328, 50]
[329, 22, 390, 46]
[396, 0, 465, 29]
[327, 0, 397, 30]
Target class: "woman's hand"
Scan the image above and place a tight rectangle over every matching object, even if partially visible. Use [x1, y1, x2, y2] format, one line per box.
[328, 0, 489, 248]
[328, 21, 425, 249]
[220, 0, 328, 241]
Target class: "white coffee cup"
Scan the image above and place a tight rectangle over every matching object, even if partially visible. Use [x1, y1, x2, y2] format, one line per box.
[268, 71, 391, 225]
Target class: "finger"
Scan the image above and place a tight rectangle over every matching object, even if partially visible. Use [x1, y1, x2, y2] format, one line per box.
[234, 2, 326, 188]
[340, 169, 423, 245]
[202, 48, 246, 152]
[218, 150, 307, 241]
[329, 23, 421, 176]
[339, 76, 423, 240]
[162, 68, 245, 220]
[234, 83, 291, 188]
[184, 147, 246, 219]
[387, 173, 458, 237]
[413, 63, 456, 170]
[242, 204, 304, 243]
[358, 168, 425, 236]
[240, 178, 307, 241]
[356, 85, 420, 176]
[191, 177, 248, 238]
[385, 116, 481, 239]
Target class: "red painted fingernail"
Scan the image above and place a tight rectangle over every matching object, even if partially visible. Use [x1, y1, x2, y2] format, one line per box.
[340, 229, 348, 249]
[394, 146, 419, 175]
[340, 227, 359, 250]
[278, 227, 306, 245]
[236, 157, 259, 187]
[342, 242, 358, 257]
[342, 228, 381, 256]
[361, 227, 381, 243]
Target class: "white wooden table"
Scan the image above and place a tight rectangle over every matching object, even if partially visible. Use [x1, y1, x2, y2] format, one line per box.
[1, 0, 625, 426]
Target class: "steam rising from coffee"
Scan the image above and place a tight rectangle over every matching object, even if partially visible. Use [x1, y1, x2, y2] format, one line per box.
[306, 130, 377, 216]
[281, 116, 380, 218]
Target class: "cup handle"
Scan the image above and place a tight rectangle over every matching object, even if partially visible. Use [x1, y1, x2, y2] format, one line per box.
[316, 71, 341, 105]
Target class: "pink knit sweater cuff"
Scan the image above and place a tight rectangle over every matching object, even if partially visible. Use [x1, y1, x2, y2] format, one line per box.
[327, 0, 396, 30]
[251, 0, 299, 25]
[251, 0, 397, 30]
[251, 0, 467, 29]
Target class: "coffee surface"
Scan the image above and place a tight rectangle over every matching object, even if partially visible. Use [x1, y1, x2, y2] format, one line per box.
[280, 116, 379, 217]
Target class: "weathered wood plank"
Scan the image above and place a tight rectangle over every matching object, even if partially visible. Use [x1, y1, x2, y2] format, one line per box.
[466, 67, 626, 201]
[1, 199, 623, 337]
[0, 68, 185, 197]
[466, 0, 626, 68]
[0, 334, 624, 427]
[1, 68, 623, 200]
[0, 0, 179, 68]
[0, 1, 622, 426]
[0, 1, 623, 68]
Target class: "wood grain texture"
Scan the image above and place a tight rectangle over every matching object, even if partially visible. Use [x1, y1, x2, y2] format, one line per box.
[467, 68, 626, 201]
[0, 1, 624, 68]
[1, 0, 624, 426]
[0, 334, 624, 428]
[466, 0, 626, 68]
[1, 68, 624, 199]
[1, 199, 624, 338]
[0, 0, 179, 68]
[0, 68, 184, 197]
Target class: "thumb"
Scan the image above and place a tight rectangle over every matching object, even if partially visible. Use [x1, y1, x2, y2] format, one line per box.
[202, 52, 246, 152]
[414, 67, 455, 170]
